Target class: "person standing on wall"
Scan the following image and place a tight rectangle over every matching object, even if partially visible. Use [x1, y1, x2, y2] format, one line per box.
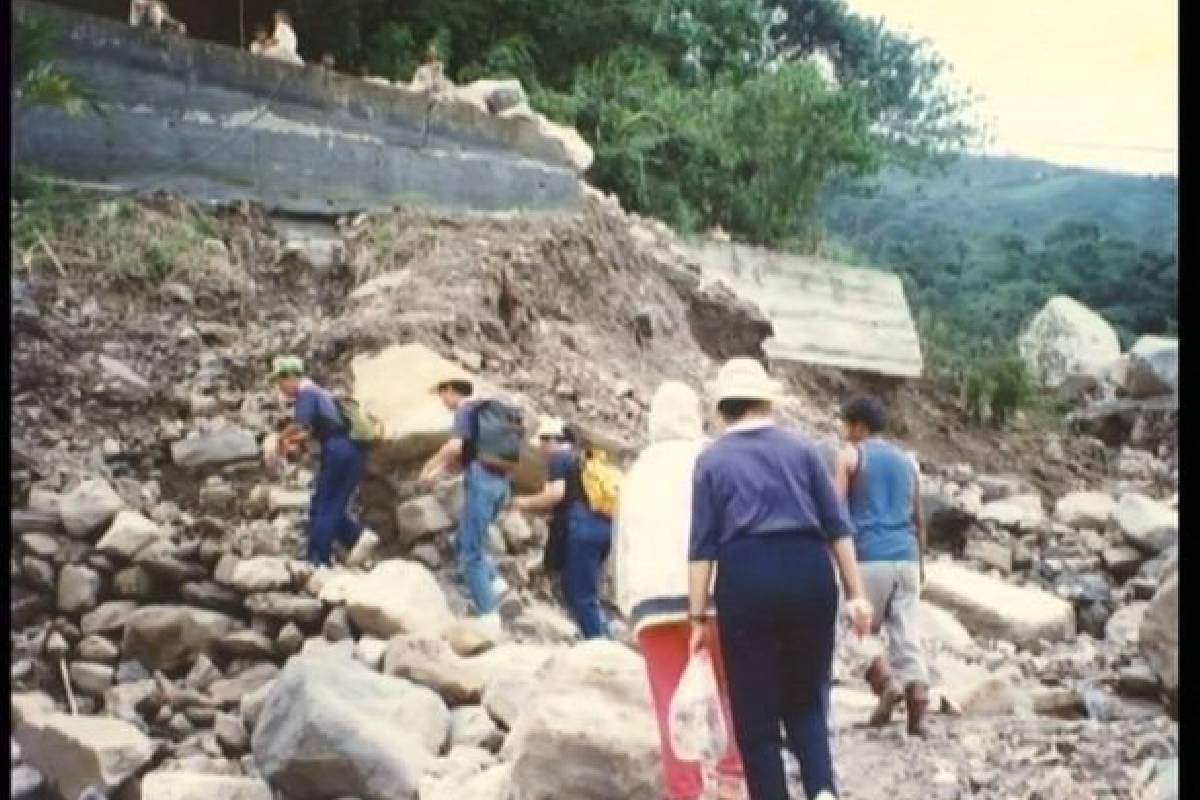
[514, 417, 614, 639]
[688, 358, 872, 800]
[262, 10, 303, 65]
[613, 382, 746, 800]
[271, 356, 379, 569]
[420, 376, 522, 637]
[833, 394, 931, 737]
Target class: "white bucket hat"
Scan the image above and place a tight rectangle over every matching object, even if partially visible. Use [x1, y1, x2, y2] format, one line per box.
[530, 416, 566, 445]
[707, 358, 782, 403]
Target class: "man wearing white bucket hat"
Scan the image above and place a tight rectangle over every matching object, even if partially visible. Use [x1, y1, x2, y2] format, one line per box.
[687, 358, 872, 800]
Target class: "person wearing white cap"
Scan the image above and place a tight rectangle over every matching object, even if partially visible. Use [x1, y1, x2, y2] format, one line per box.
[269, 356, 378, 569]
[614, 382, 746, 800]
[687, 358, 871, 800]
[514, 416, 613, 638]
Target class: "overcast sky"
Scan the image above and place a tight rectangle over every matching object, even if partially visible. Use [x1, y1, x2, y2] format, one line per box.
[846, 0, 1177, 175]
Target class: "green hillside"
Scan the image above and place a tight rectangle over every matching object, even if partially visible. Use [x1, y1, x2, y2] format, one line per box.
[818, 156, 1178, 358]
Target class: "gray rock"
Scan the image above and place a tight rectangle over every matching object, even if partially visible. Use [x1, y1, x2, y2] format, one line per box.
[12, 509, 60, 536]
[58, 564, 102, 614]
[69, 662, 115, 696]
[394, 496, 454, 547]
[1116, 494, 1177, 554]
[244, 593, 324, 626]
[181, 582, 245, 615]
[214, 555, 295, 594]
[21, 532, 61, 560]
[449, 706, 504, 752]
[171, 429, 259, 470]
[1102, 545, 1145, 579]
[77, 635, 120, 664]
[1053, 491, 1115, 529]
[114, 565, 156, 599]
[59, 479, 125, 539]
[121, 605, 243, 671]
[323, 608, 353, 642]
[252, 653, 450, 800]
[210, 664, 280, 708]
[81, 601, 138, 636]
[139, 771, 274, 800]
[1139, 575, 1178, 696]
[14, 713, 155, 800]
[184, 655, 223, 692]
[1125, 336, 1178, 398]
[382, 635, 484, 706]
[1118, 661, 1161, 699]
[21, 557, 55, 591]
[345, 561, 454, 639]
[214, 713, 249, 753]
[219, 631, 277, 660]
[11, 764, 44, 799]
[276, 623, 305, 658]
[95, 510, 168, 560]
[98, 354, 153, 400]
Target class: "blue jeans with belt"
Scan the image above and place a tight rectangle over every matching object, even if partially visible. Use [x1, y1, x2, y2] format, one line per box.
[307, 435, 366, 566]
[457, 461, 510, 614]
[716, 531, 840, 800]
[562, 506, 612, 639]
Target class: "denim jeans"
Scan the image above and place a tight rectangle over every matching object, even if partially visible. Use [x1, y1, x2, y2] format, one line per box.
[307, 435, 365, 566]
[562, 507, 612, 639]
[456, 461, 510, 615]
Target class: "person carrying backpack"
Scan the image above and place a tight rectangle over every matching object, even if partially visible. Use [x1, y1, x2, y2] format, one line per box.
[514, 417, 617, 639]
[270, 356, 379, 569]
[419, 375, 524, 636]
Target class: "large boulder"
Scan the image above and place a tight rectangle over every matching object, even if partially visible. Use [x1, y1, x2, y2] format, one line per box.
[383, 634, 484, 706]
[502, 640, 661, 800]
[214, 555, 294, 593]
[922, 562, 1076, 648]
[1125, 336, 1178, 397]
[171, 428, 258, 469]
[121, 605, 242, 671]
[345, 560, 454, 639]
[1139, 575, 1178, 696]
[477, 644, 562, 730]
[350, 343, 545, 493]
[1053, 492, 1116, 529]
[977, 494, 1044, 532]
[252, 652, 450, 800]
[139, 772, 274, 800]
[1115, 493, 1178, 554]
[14, 712, 155, 800]
[95, 510, 168, 560]
[1018, 296, 1121, 391]
[59, 478, 125, 538]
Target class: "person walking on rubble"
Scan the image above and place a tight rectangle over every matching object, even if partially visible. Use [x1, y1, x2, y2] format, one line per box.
[270, 356, 379, 569]
[688, 358, 872, 800]
[420, 375, 522, 637]
[514, 417, 613, 639]
[613, 381, 747, 799]
[833, 394, 931, 737]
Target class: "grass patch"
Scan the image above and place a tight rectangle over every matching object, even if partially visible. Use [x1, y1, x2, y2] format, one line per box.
[11, 178, 245, 291]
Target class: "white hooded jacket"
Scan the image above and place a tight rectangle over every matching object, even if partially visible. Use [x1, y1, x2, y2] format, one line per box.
[613, 381, 707, 635]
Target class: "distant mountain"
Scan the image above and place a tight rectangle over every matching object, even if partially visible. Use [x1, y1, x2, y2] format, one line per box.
[821, 155, 1177, 255]
[817, 155, 1178, 355]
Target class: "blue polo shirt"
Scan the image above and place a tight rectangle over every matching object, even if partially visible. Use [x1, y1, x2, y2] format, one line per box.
[293, 380, 345, 442]
[689, 421, 854, 561]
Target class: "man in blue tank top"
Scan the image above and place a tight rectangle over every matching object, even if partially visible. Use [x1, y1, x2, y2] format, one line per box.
[834, 394, 930, 737]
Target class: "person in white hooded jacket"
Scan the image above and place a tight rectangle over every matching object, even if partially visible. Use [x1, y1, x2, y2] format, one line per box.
[613, 381, 746, 800]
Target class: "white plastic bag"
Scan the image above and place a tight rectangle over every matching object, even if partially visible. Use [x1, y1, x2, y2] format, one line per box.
[669, 649, 729, 764]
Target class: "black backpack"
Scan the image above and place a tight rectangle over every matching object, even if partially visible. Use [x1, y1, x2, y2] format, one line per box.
[467, 399, 525, 472]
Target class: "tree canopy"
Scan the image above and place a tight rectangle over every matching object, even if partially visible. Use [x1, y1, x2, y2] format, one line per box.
[283, 0, 979, 245]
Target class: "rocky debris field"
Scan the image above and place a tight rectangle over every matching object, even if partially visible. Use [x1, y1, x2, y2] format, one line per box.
[10, 188, 1177, 799]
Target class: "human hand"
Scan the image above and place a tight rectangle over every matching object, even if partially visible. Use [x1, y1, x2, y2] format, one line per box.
[845, 596, 873, 638]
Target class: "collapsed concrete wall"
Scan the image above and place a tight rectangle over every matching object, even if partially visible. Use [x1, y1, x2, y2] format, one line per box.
[13, 1, 587, 213]
[685, 239, 924, 378]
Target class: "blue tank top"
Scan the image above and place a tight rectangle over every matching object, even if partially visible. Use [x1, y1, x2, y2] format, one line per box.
[847, 439, 918, 562]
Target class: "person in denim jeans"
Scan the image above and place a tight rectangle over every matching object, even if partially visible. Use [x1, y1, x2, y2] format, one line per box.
[420, 376, 511, 637]
[515, 417, 611, 638]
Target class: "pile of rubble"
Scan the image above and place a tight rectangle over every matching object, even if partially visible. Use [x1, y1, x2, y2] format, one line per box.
[10, 190, 1177, 800]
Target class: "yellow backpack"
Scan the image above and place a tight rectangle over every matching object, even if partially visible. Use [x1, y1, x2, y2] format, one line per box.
[578, 447, 622, 519]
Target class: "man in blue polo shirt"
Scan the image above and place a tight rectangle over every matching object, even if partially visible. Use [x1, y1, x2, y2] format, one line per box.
[272, 356, 378, 569]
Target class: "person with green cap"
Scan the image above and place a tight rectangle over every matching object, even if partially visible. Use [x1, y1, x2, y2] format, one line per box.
[271, 356, 378, 568]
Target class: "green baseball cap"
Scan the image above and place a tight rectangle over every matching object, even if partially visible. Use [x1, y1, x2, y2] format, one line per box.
[269, 355, 305, 381]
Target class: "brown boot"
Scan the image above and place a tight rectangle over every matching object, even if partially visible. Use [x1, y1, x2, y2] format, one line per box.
[904, 682, 930, 737]
[864, 657, 904, 727]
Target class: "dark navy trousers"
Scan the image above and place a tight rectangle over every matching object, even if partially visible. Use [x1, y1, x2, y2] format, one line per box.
[715, 531, 840, 800]
[307, 435, 366, 566]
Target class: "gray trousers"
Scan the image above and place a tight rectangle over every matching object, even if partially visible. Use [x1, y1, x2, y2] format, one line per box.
[859, 561, 929, 686]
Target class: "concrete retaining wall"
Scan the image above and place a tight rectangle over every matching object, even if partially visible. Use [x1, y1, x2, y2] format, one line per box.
[13, 1, 585, 213]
